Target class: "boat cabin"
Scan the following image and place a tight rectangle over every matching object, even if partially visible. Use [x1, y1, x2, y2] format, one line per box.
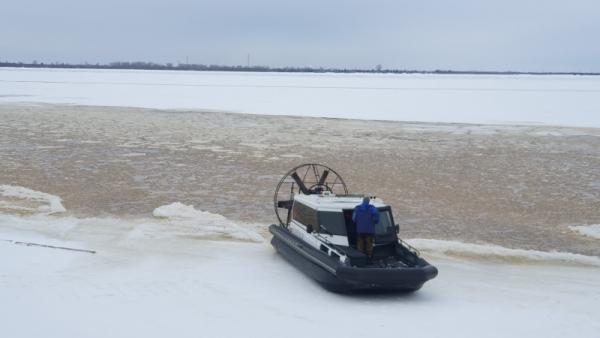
[287, 193, 401, 265]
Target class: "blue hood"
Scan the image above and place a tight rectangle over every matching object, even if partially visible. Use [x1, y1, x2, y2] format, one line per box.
[353, 199, 380, 234]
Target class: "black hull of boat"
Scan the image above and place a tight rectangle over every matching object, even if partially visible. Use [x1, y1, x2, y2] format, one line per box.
[269, 224, 438, 293]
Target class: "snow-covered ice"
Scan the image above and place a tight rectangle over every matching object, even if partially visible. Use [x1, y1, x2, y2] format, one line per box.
[2, 67, 600, 127]
[407, 238, 600, 267]
[0, 184, 66, 214]
[150, 202, 263, 242]
[1, 68, 600, 337]
[1, 224, 599, 338]
[1, 186, 599, 338]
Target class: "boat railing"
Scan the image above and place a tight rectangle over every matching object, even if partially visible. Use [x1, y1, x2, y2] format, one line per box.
[398, 238, 421, 257]
[313, 231, 348, 262]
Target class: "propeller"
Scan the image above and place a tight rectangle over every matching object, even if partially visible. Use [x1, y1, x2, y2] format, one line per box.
[273, 164, 349, 227]
[291, 171, 310, 194]
[317, 169, 329, 186]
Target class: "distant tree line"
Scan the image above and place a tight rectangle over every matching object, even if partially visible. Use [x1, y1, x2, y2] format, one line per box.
[0, 60, 598, 76]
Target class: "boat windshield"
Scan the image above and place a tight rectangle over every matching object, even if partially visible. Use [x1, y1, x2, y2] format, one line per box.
[375, 209, 395, 235]
[340, 207, 397, 243]
[319, 209, 395, 237]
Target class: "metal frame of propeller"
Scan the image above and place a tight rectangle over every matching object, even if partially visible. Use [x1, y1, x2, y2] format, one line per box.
[273, 163, 349, 227]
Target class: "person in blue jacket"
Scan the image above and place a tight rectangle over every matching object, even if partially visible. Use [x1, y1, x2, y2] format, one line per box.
[352, 196, 380, 259]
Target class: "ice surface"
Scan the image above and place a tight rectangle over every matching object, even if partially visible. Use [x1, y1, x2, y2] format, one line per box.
[0, 187, 263, 244]
[151, 202, 263, 242]
[408, 238, 600, 267]
[2, 67, 600, 127]
[2, 68, 600, 337]
[1, 103, 599, 255]
[0, 211, 263, 248]
[569, 224, 600, 239]
[1, 185, 599, 337]
[1, 229, 599, 338]
[0, 185, 66, 215]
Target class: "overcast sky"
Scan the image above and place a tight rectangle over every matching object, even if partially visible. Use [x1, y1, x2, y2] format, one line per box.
[1, 0, 599, 72]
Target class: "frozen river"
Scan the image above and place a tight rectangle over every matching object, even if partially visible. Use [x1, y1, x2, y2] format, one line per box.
[1, 67, 600, 127]
[1, 104, 599, 255]
[1, 68, 599, 338]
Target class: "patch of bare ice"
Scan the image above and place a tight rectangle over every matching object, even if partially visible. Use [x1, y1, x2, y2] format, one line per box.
[239, 142, 271, 149]
[0, 185, 66, 215]
[150, 202, 263, 242]
[190, 145, 238, 154]
[120, 152, 146, 157]
[36, 145, 64, 149]
[568, 225, 600, 240]
[407, 238, 600, 267]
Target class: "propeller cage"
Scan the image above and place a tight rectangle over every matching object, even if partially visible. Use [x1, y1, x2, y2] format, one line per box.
[273, 163, 349, 227]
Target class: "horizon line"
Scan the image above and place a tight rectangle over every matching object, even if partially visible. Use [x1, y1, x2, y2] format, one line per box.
[1, 60, 599, 76]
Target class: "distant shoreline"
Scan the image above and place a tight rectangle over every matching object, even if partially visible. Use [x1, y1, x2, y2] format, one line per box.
[1, 62, 599, 76]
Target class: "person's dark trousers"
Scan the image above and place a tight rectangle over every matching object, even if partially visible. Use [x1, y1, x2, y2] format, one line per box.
[357, 234, 374, 258]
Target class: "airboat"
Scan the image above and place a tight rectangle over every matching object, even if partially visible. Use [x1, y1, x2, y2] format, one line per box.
[270, 163, 438, 292]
